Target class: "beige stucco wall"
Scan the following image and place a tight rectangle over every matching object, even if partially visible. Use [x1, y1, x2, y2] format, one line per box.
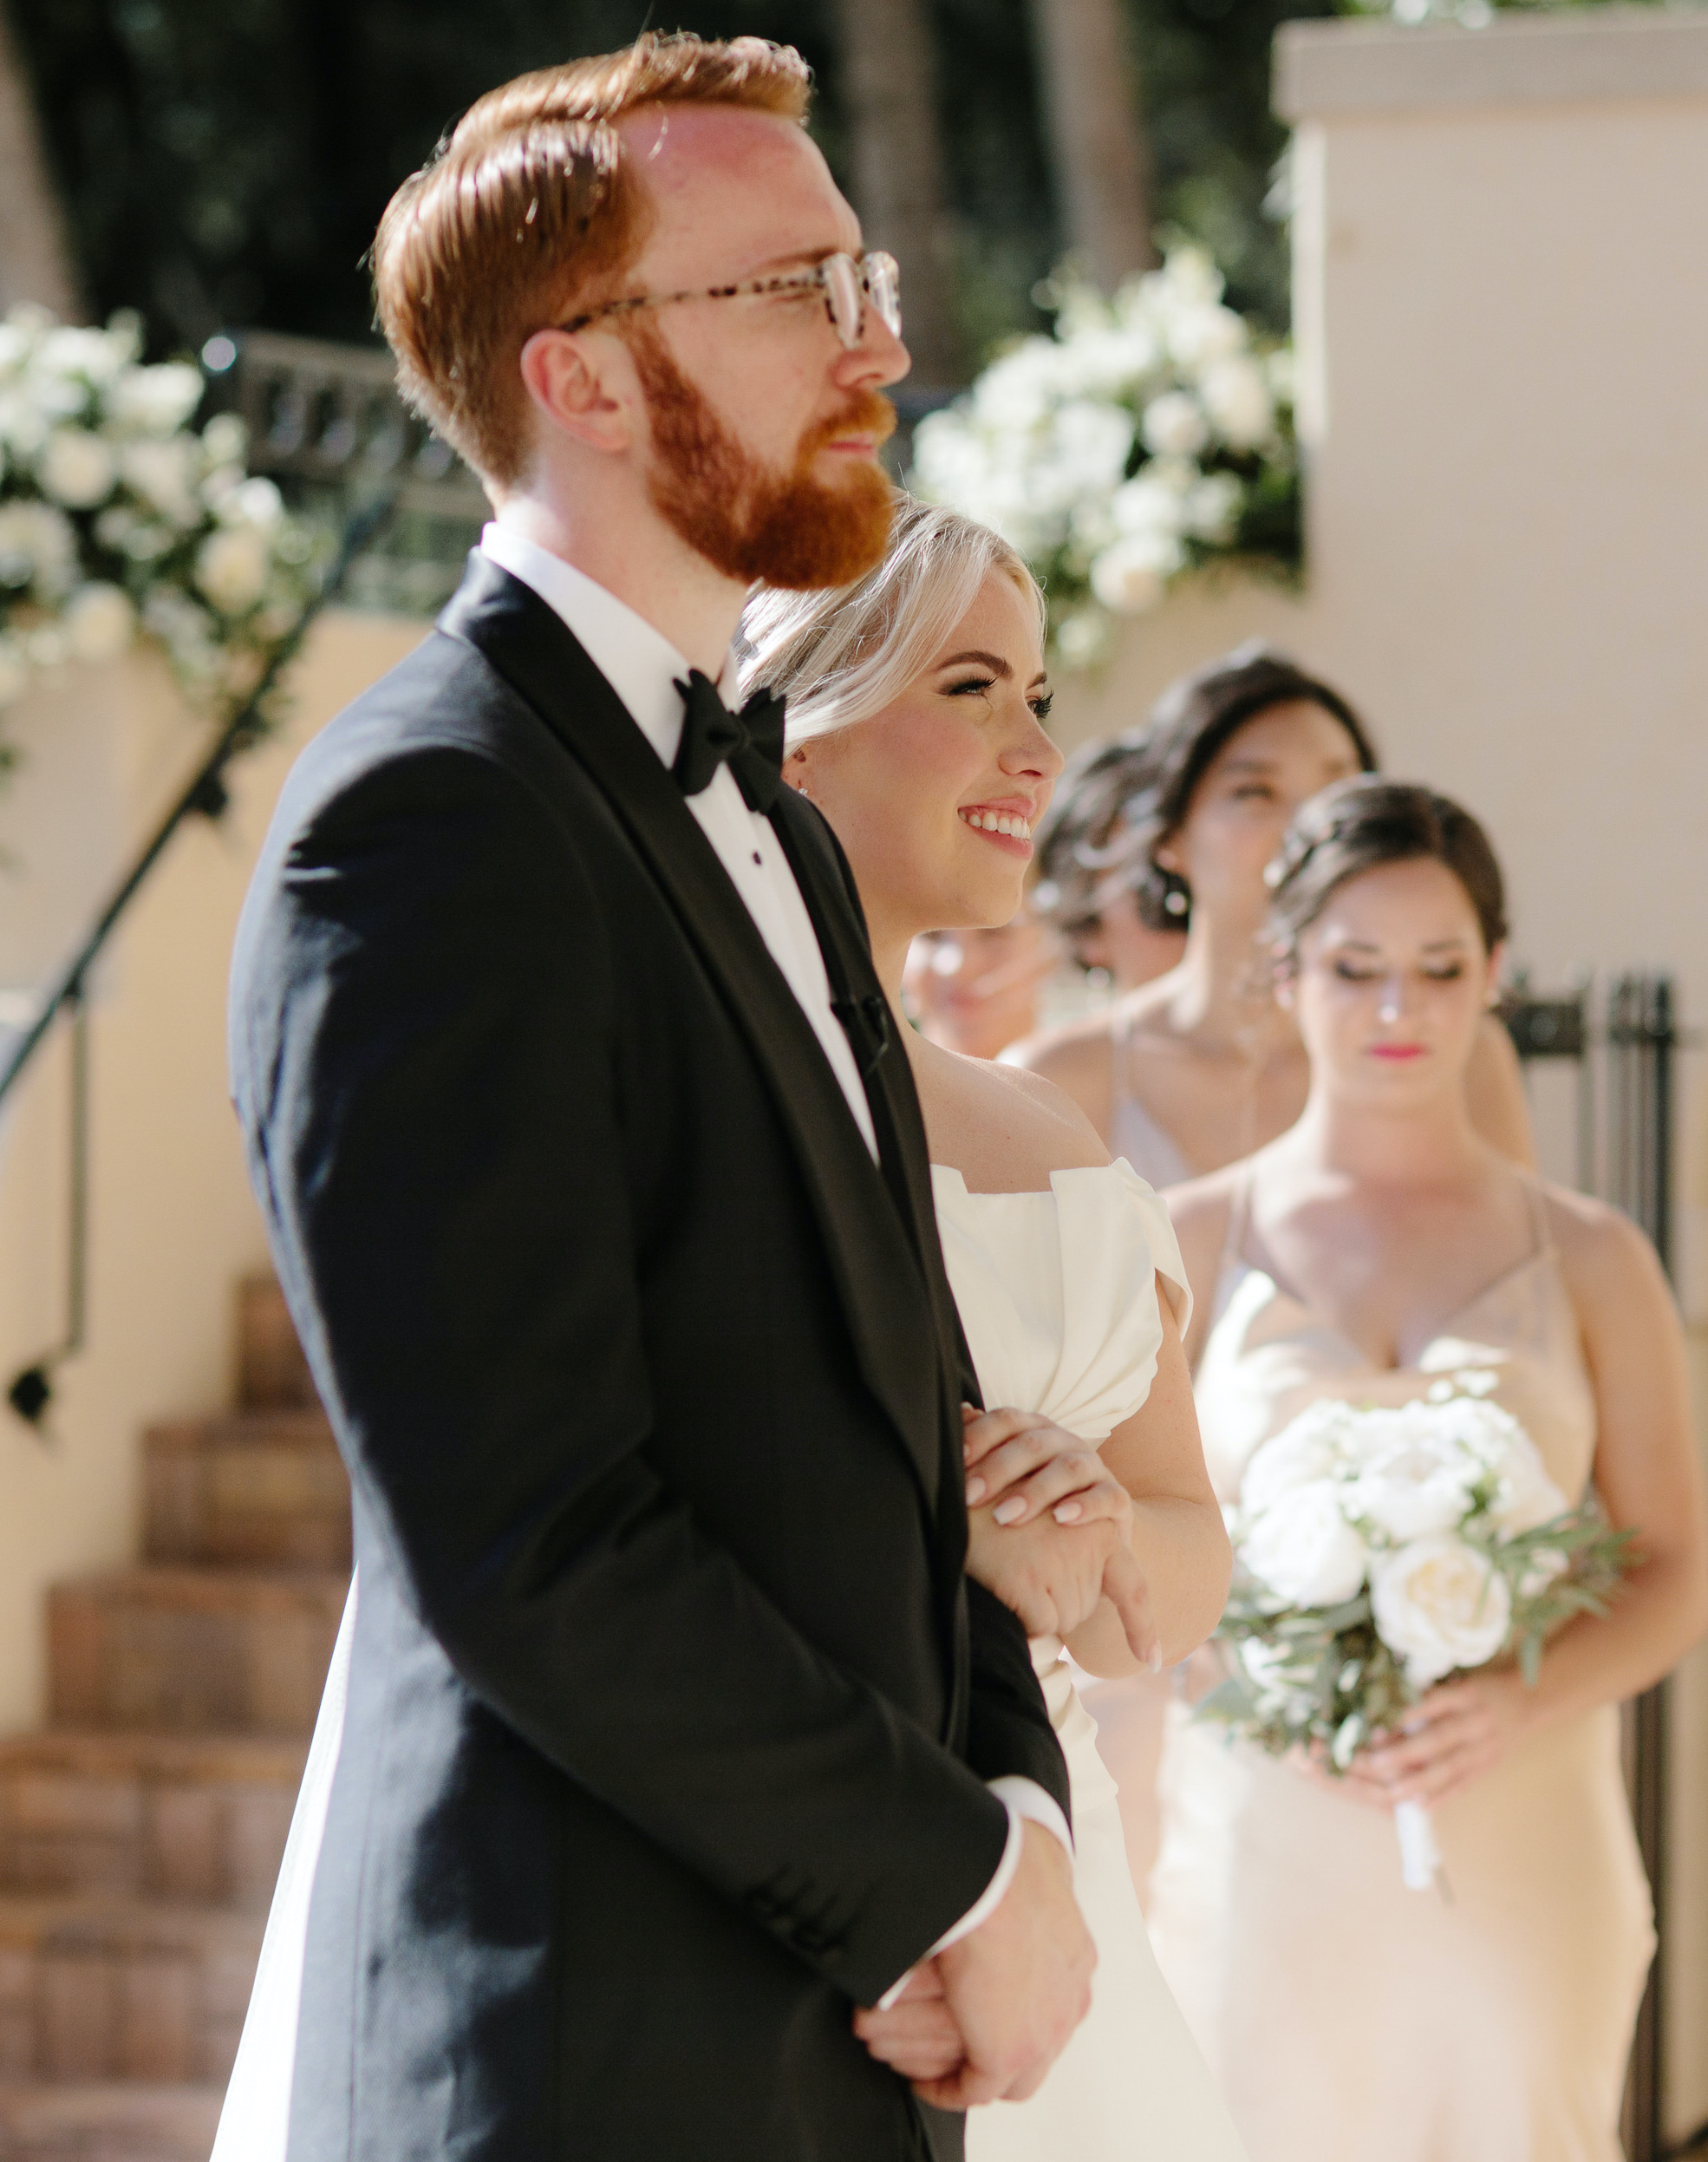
[0, 611, 425, 1734]
[1050, 11, 1708, 2135]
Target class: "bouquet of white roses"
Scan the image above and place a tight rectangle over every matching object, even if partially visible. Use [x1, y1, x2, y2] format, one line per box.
[0, 304, 317, 761]
[1199, 1373, 1634, 1888]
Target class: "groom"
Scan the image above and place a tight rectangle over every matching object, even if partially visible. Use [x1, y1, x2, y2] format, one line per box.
[230, 34, 1105, 2161]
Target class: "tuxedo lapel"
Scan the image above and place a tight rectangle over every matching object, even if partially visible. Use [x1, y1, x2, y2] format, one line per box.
[438, 556, 943, 1513]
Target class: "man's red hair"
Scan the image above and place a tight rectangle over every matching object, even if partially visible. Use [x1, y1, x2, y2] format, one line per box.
[372, 35, 812, 486]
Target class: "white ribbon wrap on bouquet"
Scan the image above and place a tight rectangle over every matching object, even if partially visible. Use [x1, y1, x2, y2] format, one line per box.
[1394, 1799, 1440, 1891]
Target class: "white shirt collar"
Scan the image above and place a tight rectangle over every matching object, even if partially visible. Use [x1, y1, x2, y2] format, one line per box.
[479, 522, 737, 768]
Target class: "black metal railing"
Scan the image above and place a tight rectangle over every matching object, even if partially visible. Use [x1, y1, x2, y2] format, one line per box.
[1, 488, 398, 1432]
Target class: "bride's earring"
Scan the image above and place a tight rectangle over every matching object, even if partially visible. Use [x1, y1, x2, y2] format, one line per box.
[789, 755, 812, 801]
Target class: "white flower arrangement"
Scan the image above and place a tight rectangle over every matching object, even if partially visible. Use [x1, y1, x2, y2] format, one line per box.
[1202, 1375, 1634, 1887]
[911, 245, 1300, 668]
[0, 304, 319, 776]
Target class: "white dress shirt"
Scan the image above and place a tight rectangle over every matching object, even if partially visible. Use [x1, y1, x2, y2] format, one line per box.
[478, 523, 1069, 1995]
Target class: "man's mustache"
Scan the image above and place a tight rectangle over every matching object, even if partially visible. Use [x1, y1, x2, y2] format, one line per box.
[800, 390, 897, 458]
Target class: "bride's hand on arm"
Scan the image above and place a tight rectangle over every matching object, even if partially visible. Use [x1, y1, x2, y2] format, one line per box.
[962, 1408, 1153, 1656]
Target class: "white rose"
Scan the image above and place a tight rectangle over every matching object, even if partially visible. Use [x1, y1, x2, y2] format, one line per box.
[1183, 471, 1243, 544]
[1516, 1545, 1568, 1600]
[1199, 356, 1274, 451]
[36, 325, 130, 389]
[1242, 1422, 1340, 1514]
[1239, 1480, 1370, 1607]
[121, 437, 202, 526]
[1347, 1440, 1479, 1543]
[64, 581, 136, 664]
[1489, 1431, 1569, 1535]
[0, 390, 47, 459]
[0, 633, 29, 706]
[194, 524, 270, 615]
[1109, 474, 1187, 540]
[108, 361, 205, 437]
[39, 425, 116, 508]
[201, 412, 248, 466]
[1169, 303, 1246, 369]
[1372, 1532, 1512, 1688]
[1089, 530, 1183, 617]
[218, 475, 284, 532]
[1140, 391, 1209, 460]
[0, 500, 77, 598]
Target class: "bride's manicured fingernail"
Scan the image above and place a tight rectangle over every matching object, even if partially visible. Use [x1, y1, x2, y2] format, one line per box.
[1149, 1646, 1164, 1675]
[1053, 1501, 1081, 1523]
[993, 1497, 1026, 1525]
[966, 1477, 987, 1504]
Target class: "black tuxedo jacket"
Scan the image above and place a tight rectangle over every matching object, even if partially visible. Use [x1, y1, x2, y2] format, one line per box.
[228, 552, 1068, 2162]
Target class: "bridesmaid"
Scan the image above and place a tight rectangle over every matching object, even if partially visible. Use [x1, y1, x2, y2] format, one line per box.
[1011, 648, 1535, 1904]
[1031, 732, 1185, 994]
[1014, 643, 1533, 1180]
[1153, 778, 1708, 2162]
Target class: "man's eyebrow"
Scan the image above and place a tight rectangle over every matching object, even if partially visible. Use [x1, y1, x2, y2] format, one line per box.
[935, 649, 1012, 676]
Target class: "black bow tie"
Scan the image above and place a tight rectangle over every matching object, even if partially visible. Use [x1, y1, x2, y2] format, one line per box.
[673, 670, 787, 813]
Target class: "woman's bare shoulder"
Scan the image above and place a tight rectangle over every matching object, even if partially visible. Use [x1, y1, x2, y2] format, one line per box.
[916, 1036, 1109, 1187]
[1540, 1180, 1673, 1307]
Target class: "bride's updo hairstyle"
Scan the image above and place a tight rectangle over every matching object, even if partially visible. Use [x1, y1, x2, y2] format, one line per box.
[1265, 778, 1509, 972]
[738, 495, 1045, 745]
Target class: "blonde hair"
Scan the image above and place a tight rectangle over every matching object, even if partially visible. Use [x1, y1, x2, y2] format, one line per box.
[738, 496, 1046, 748]
[373, 35, 811, 487]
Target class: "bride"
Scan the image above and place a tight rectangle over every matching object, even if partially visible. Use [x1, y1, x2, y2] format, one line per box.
[742, 496, 1246, 2158]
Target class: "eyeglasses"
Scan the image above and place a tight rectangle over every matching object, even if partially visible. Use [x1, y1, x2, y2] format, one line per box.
[559, 251, 903, 351]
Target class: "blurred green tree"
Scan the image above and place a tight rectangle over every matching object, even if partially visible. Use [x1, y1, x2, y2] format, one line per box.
[10, 0, 1321, 363]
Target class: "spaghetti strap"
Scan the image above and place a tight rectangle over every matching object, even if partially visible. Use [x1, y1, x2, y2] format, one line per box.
[1220, 1159, 1256, 1277]
[1518, 1171, 1557, 1258]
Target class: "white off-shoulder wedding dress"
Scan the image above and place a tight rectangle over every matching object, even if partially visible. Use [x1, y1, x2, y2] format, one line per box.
[935, 1159, 1247, 2162]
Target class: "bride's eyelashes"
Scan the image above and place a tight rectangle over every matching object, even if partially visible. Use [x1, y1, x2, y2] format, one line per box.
[937, 673, 1053, 722]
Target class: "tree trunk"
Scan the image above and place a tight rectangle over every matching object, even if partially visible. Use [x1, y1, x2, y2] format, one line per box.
[825, 0, 963, 389]
[1029, 0, 1154, 291]
[0, 1, 85, 321]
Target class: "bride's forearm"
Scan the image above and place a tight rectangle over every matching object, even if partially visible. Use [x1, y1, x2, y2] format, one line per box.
[1066, 1495, 1232, 1679]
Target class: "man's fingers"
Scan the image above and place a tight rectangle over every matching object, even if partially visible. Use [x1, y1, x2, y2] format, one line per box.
[913, 2063, 1008, 2111]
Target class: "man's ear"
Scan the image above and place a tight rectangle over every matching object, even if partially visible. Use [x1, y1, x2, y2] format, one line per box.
[518, 328, 634, 455]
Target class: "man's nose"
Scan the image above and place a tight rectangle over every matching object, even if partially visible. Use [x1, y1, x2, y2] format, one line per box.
[841, 309, 910, 390]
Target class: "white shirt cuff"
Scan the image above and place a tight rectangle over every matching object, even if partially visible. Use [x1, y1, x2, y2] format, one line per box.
[874, 1778, 1072, 2010]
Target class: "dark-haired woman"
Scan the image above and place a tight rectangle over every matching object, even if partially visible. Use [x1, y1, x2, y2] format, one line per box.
[1014, 643, 1533, 1185]
[1014, 646, 1534, 1908]
[1152, 779, 1708, 2162]
[1030, 734, 1185, 993]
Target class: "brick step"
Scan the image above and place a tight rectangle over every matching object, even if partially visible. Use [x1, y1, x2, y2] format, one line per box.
[0, 1734, 305, 1911]
[0, 2081, 224, 2162]
[236, 1277, 315, 1415]
[143, 1414, 349, 1572]
[49, 1573, 347, 1738]
[0, 1897, 263, 2087]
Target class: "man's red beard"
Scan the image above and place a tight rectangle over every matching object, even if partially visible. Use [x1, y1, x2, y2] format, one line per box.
[628, 323, 897, 591]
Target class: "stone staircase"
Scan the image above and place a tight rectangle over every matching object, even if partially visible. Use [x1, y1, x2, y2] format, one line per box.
[0, 1280, 349, 2160]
